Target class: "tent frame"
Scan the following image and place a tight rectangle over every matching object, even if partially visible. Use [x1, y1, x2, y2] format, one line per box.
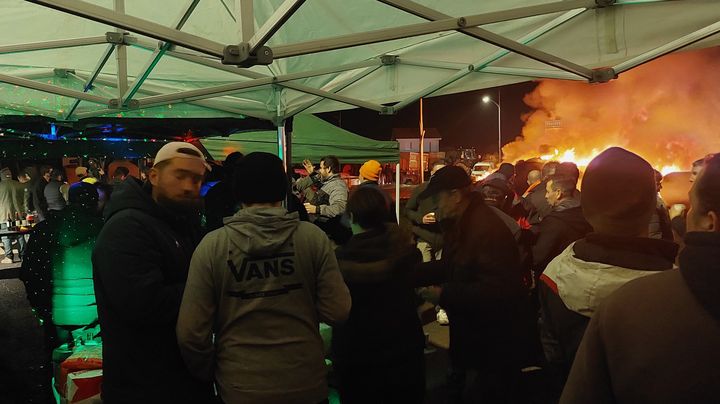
[3, 0, 715, 123]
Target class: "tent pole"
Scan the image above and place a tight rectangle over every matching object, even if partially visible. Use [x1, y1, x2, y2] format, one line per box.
[390, 8, 585, 113]
[113, 0, 128, 99]
[0, 69, 55, 80]
[0, 36, 107, 54]
[66, 43, 117, 120]
[275, 88, 288, 171]
[395, 163, 401, 225]
[480, 66, 587, 81]
[122, 0, 201, 105]
[0, 73, 109, 105]
[286, 65, 382, 116]
[285, 117, 293, 171]
[271, 0, 598, 59]
[248, 0, 306, 53]
[397, 58, 587, 80]
[71, 72, 273, 121]
[613, 20, 720, 74]
[132, 39, 383, 111]
[28, 0, 227, 58]
[419, 98, 425, 183]
[378, 0, 593, 79]
[134, 59, 379, 108]
[239, 0, 254, 42]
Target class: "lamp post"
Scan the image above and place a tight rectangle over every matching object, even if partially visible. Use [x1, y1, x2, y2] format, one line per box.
[482, 95, 502, 163]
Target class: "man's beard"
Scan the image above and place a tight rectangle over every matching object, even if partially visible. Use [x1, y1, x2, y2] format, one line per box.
[155, 193, 201, 215]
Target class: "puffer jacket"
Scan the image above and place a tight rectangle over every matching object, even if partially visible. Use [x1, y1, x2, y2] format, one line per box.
[539, 234, 677, 383]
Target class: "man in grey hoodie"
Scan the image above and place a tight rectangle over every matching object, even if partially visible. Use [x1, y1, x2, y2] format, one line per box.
[177, 152, 351, 404]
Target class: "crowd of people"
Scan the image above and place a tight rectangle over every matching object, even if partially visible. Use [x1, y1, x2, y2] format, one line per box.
[3, 141, 720, 403]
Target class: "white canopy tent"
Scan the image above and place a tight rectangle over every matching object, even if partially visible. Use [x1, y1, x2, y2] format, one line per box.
[0, 0, 718, 125]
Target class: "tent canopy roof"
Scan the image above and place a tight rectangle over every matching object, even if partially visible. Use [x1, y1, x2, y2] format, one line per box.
[202, 114, 399, 164]
[0, 0, 718, 123]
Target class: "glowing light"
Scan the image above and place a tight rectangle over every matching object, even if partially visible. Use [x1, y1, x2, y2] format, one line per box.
[536, 147, 605, 168]
[660, 165, 680, 175]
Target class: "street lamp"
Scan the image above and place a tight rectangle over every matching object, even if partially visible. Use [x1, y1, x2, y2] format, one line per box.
[482, 95, 502, 163]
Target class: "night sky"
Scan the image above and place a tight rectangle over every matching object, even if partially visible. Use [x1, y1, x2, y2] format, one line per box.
[317, 81, 537, 155]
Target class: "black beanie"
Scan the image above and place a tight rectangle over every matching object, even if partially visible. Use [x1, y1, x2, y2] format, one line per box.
[233, 152, 287, 204]
[581, 147, 656, 236]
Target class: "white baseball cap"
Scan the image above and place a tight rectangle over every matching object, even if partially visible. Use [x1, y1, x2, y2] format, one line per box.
[153, 142, 211, 171]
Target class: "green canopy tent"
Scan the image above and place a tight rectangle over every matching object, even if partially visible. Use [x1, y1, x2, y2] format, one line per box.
[202, 114, 398, 164]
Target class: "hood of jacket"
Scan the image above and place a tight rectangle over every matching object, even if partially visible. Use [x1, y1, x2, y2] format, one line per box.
[103, 177, 159, 221]
[223, 206, 299, 256]
[543, 235, 676, 317]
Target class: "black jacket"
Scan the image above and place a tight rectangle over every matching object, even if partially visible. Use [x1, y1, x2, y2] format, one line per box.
[532, 201, 593, 274]
[333, 225, 424, 365]
[92, 178, 213, 403]
[414, 193, 529, 370]
[30, 178, 49, 219]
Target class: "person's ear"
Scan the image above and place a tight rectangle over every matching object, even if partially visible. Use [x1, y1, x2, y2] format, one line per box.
[149, 167, 160, 187]
[710, 211, 719, 232]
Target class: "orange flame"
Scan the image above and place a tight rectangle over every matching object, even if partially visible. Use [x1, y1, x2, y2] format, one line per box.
[503, 47, 720, 175]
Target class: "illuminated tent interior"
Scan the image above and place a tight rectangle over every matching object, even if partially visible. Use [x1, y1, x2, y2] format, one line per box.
[0, 0, 718, 126]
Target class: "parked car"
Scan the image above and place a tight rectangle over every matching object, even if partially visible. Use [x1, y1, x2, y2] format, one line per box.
[471, 162, 494, 183]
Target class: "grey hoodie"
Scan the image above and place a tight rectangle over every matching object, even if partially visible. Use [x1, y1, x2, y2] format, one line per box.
[177, 206, 351, 404]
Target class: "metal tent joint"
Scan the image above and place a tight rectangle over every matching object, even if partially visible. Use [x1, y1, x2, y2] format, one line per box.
[222, 43, 274, 67]
[596, 0, 616, 7]
[381, 55, 399, 65]
[53, 68, 76, 78]
[108, 98, 139, 109]
[590, 67, 618, 83]
[105, 31, 129, 45]
[380, 106, 395, 115]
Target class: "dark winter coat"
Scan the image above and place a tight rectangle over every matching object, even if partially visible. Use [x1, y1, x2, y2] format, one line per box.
[414, 193, 529, 370]
[562, 231, 720, 403]
[539, 234, 677, 385]
[92, 178, 213, 403]
[29, 178, 49, 219]
[532, 199, 593, 275]
[333, 224, 424, 365]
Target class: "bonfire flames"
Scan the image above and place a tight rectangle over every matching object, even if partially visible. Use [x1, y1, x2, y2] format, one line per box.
[539, 148, 680, 176]
[502, 47, 720, 174]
